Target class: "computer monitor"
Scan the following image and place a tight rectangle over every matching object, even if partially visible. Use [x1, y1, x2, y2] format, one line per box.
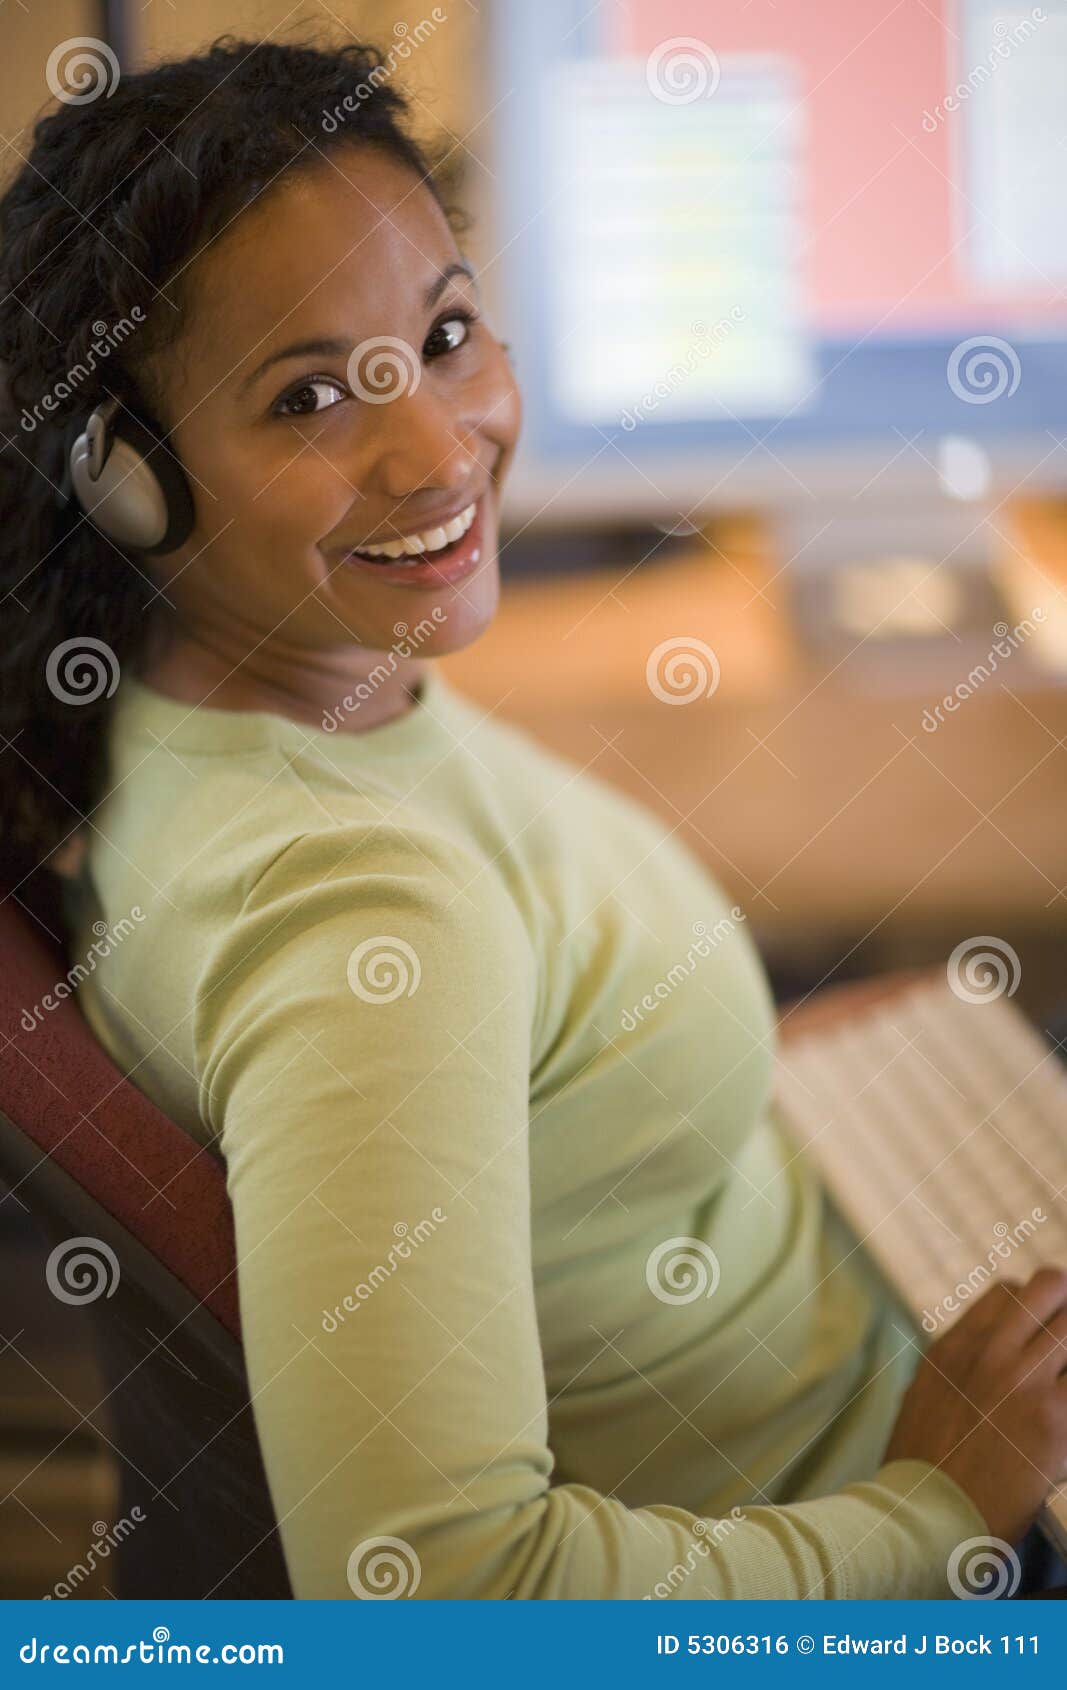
[479, 0, 1067, 528]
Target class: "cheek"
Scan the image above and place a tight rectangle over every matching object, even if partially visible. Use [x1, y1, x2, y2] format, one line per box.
[187, 431, 356, 545]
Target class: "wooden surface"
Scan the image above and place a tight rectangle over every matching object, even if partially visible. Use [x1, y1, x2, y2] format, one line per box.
[440, 522, 1067, 942]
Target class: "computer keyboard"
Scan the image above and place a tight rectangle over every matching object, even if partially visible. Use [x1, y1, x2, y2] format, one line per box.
[773, 974, 1067, 1552]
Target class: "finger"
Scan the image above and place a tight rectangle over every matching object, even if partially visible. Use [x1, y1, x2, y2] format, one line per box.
[938, 1276, 1024, 1344]
[986, 1267, 1067, 1355]
[1023, 1306, 1067, 1379]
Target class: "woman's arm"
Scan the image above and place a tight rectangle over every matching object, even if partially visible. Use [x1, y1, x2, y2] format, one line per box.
[193, 820, 986, 1599]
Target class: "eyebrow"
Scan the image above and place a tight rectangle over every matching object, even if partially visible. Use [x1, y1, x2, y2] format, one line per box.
[236, 261, 477, 398]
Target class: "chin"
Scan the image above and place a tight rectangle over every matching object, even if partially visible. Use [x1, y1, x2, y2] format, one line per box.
[388, 561, 500, 652]
[424, 570, 500, 653]
[324, 554, 500, 655]
[423, 618, 495, 658]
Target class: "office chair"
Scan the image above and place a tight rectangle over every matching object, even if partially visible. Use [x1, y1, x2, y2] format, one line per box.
[0, 884, 292, 1599]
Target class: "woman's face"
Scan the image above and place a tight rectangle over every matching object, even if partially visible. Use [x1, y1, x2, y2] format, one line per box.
[140, 143, 521, 666]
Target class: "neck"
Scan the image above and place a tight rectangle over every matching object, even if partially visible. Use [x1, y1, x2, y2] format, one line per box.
[137, 618, 426, 734]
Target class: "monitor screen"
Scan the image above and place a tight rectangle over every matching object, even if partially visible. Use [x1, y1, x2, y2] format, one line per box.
[485, 0, 1067, 519]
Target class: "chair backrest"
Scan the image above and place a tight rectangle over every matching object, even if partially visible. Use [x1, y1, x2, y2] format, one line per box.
[0, 888, 292, 1598]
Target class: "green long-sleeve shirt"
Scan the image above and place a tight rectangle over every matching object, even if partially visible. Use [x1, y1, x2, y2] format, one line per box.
[64, 662, 986, 1598]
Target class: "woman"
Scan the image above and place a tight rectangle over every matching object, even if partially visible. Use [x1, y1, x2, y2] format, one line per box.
[2, 37, 1067, 1602]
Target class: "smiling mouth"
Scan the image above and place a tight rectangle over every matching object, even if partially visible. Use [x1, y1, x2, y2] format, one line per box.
[341, 496, 487, 586]
[350, 500, 478, 566]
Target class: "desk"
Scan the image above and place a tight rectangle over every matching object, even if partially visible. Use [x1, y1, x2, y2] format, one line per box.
[439, 525, 1067, 948]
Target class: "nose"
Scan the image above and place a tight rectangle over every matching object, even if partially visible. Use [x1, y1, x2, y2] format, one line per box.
[367, 383, 476, 502]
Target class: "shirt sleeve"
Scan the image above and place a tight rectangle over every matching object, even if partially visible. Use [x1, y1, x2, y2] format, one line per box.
[193, 820, 988, 1600]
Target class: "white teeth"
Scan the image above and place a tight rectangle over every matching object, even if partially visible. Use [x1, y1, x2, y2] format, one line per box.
[355, 501, 477, 560]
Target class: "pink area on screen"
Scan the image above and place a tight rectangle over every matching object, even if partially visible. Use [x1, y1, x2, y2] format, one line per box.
[613, 0, 1067, 335]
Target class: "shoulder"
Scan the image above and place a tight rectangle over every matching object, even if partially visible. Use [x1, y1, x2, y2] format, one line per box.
[191, 803, 537, 1109]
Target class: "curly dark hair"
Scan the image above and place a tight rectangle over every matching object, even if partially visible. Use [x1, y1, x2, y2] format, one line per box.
[0, 33, 457, 904]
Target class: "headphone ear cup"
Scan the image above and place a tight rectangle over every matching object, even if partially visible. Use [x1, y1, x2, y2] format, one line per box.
[68, 404, 195, 555]
[56, 413, 83, 506]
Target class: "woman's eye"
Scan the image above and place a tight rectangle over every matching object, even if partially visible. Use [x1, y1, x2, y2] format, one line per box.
[275, 378, 347, 418]
[423, 313, 473, 361]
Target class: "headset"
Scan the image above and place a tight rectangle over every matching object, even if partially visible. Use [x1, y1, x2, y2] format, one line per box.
[58, 394, 195, 554]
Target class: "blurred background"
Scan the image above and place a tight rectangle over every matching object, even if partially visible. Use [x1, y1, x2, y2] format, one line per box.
[2, 0, 1067, 1595]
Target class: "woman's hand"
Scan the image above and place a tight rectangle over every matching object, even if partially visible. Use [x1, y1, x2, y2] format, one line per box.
[885, 1267, 1067, 1545]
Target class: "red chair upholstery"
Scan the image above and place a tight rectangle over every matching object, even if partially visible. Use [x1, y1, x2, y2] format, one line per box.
[0, 887, 291, 1598]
